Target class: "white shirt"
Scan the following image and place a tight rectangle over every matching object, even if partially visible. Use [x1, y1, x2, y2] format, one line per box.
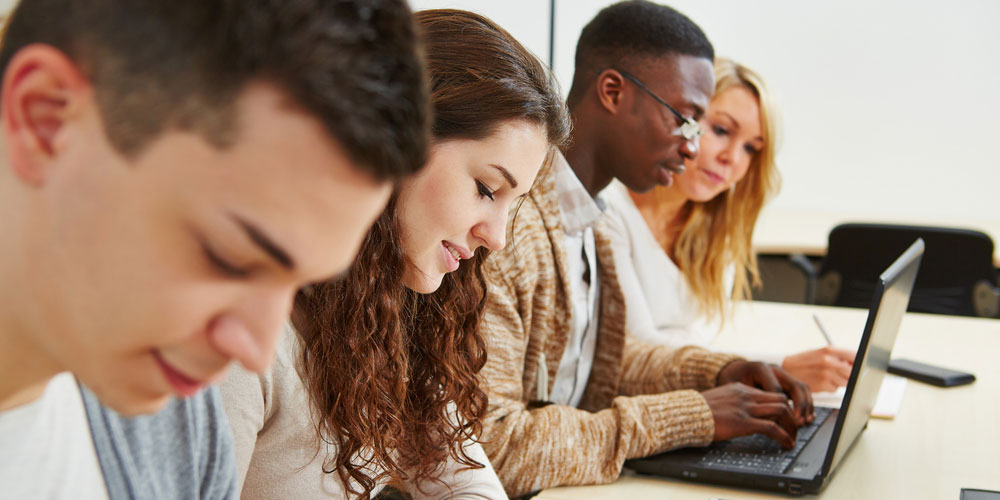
[0, 372, 109, 500]
[610, 182, 791, 367]
[602, 180, 724, 347]
[549, 154, 605, 407]
[602, 180, 784, 365]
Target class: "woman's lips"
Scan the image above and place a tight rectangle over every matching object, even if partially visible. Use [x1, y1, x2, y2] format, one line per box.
[152, 350, 205, 397]
[443, 240, 472, 259]
[441, 241, 461, 272]
[700, 168, 725, 184]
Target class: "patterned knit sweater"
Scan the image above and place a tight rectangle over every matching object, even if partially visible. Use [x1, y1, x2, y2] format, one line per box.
[479, 161, 742, 496]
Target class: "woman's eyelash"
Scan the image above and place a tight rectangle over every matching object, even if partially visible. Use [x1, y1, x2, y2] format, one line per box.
[202, 242, 251, 278]
[476, 180, 495, 201]
[712, 125, 728, 136]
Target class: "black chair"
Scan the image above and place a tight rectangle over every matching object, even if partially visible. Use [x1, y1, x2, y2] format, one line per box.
[814, 223, 1000, 318]
[754, 253, 820, 304]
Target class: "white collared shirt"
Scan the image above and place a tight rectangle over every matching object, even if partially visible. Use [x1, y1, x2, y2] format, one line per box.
[547, 153, 605, 407]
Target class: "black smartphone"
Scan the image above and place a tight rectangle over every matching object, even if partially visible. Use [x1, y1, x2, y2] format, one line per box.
[888, 358, 976, 387]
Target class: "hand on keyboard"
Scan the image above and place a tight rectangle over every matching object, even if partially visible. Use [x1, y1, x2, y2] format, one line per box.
[716, 360, 814, 426]
[699, 407, 835, 474]
[702, 382, 799, 449]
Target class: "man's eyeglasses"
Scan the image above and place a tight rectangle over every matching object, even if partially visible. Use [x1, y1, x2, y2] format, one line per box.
[612, 68, 703, 141]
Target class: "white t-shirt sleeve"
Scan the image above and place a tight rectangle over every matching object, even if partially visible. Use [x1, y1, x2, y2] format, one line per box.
[0, 373, 108, 500]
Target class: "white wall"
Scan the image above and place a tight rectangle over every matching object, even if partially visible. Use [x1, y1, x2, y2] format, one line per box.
[1, 1, 994, 222]
[408, 0, 552, 70]
[553, 0, 1000, 222]
[415, 0, 1000, 223]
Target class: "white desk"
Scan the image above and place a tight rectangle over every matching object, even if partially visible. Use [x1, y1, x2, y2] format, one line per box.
[536, 301, 1000, 499]
[752, 208, 1000, 266]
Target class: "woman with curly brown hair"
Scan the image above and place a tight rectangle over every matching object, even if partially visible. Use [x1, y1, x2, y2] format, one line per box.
[219, 8, 570, 500]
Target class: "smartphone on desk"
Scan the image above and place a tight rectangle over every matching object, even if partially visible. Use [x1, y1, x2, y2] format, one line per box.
[888, 358, 975, 387]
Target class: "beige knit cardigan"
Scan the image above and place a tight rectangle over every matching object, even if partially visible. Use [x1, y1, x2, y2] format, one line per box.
[479, 163, 742, 496]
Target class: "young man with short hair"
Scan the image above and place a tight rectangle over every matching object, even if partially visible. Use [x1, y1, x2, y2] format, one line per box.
[479, 1, 813, 495]
[0, 1, 429, 498]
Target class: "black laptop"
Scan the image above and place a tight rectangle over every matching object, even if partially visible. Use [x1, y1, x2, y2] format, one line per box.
[625, 239, 925, 495]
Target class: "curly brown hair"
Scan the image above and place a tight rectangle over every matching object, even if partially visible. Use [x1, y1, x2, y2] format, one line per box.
[291, 9, 569, 499]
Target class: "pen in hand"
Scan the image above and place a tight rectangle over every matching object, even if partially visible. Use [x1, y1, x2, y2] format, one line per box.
[812, 314, 834, 346]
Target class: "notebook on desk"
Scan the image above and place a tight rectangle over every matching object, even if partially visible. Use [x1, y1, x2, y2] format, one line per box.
[625, 239, 925, 496]
[813, 373, 907, 418]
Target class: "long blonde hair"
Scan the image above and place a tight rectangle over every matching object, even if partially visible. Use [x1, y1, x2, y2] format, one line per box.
[636, 57, 781, 319]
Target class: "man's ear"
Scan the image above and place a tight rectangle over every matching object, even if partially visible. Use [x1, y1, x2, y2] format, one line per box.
[595, 69, 627, 115]
[2, 44, 91, 186]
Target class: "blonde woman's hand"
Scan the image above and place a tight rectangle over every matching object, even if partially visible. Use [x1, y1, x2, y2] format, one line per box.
[781, 347, 855, 393]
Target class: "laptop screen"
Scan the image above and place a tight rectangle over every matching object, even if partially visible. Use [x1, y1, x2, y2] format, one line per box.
[823, 239, 924, 475]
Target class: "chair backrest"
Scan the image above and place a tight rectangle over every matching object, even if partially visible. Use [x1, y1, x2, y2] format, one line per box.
[816, 223, 999, 317]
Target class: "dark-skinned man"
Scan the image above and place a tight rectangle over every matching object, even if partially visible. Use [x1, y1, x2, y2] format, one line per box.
[477, 1, 813, 496]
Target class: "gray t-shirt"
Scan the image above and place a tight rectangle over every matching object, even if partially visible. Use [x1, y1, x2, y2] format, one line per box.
[80, 384, 238, 500]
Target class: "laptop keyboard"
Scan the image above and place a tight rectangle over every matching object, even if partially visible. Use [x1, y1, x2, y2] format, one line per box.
[697, 406, 834, 474]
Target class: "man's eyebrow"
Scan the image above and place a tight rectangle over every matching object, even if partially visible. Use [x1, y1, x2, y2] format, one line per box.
[691, 104, 706, 121]
[230, 213, 295, 270]
[489, 164, 518, 189]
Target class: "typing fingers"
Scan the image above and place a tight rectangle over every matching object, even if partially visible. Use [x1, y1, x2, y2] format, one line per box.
[749, 388, 791, 405]
[746, 415, 795, 449]
[772, 365, 813, 425]
[718, 360, 782, 393]
[745, 363, 783, 394]
[750, 402, 799, 443]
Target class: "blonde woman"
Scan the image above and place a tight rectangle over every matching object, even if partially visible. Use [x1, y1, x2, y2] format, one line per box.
[605, 57, 854, 392]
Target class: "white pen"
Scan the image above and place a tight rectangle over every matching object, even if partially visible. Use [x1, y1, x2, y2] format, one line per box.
[812, 313, 834, 346]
